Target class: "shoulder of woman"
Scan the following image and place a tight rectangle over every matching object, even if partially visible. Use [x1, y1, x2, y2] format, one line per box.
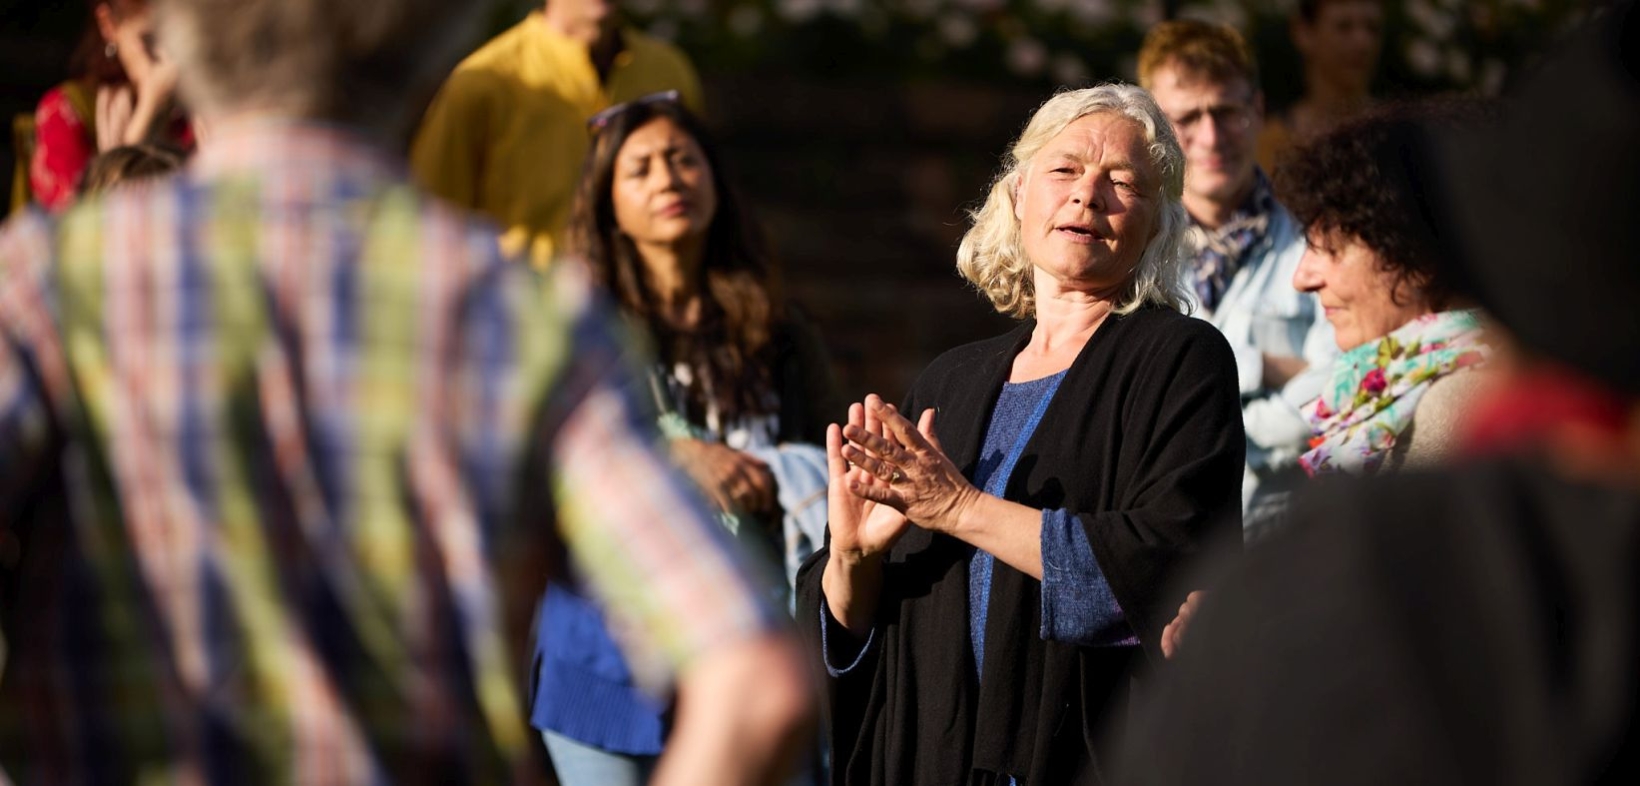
[903, 326, 1030, 400]
[1394, 368, 1493, 469]
[1416, 366, 1490, 420]
[35, 83, 89, 126]
[929, 325, 1030, 371]
[1114, 307, 1237, 362]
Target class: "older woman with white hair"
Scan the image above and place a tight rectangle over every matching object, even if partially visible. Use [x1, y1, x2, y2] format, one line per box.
[795, 84, 1246, 785]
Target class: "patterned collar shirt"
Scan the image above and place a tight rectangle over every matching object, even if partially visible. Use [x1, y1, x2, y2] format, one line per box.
[1184, 168, 1279, 316]
[0, 121, 776, 783]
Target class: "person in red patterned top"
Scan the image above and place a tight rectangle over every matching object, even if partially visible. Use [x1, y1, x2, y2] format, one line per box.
[29, 0, 189, 212]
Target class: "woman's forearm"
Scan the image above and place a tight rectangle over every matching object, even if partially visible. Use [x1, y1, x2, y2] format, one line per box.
[821, 551, 883, 637]
[654, 632, 815, 786]
[940, 493, 1045, 580]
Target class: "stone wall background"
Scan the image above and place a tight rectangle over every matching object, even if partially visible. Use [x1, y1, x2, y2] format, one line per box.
[705, 73, 1039, 403]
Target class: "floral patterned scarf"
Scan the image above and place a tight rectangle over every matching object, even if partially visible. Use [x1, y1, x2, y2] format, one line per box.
[1301, 309, 1489, 476]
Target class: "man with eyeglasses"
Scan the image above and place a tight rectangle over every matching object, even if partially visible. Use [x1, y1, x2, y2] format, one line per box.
[1138, 20, 1335, 539]
[411, 0, 704, 267]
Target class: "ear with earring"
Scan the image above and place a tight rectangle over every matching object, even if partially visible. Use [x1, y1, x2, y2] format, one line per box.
[105, 41, 118, 58]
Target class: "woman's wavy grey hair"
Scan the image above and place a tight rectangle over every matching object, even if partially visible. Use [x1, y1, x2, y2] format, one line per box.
[957, 83, 1191, 318]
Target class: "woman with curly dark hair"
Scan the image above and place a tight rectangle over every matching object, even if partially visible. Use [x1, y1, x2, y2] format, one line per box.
[534, 94, 839, 785]
[1281, 101, 1491, 475]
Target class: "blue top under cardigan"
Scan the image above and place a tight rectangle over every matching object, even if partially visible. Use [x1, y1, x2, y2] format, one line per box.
[823, 370, 1136, 684]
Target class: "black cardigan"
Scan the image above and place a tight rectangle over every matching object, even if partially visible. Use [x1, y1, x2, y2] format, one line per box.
[796, 306, 1245, 786]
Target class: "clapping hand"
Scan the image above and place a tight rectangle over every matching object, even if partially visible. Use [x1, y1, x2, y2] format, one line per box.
[838, 395, 979, 535]
[825, 398, 911, 562]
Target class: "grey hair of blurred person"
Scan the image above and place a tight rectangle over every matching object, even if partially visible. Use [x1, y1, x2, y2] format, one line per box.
[153, 0, 485, 141]
[957, 83, 1191, 318]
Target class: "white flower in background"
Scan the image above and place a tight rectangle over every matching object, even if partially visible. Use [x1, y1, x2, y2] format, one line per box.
[1132, 0, 1165, 29]
[1007, 36, 1049, 76]
[938, 14, 979, 48]
[1445, 49, 1472, 83]
[612, 0, 1568, 94]
[1067, 0, 1117, 27]
[777, 0, 825, 23]
[1211, 0, 1247, 30]
[1052, 52, 1090, 86]
[729, 5, 764, 37]
[1405, 37, 1442, 78]
[1405, 0, 1457, 39]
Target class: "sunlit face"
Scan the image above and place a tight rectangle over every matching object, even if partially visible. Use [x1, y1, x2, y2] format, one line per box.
[1292, 230, 1432, 351]
[1014, 113, 1161, 298]
[611, 116, 718, 252]
[1295, 0, 1384, 94]
[1148, 64, 1262, 212]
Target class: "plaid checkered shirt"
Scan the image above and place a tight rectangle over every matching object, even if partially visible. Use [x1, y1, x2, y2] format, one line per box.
[0, 121, 777, 784]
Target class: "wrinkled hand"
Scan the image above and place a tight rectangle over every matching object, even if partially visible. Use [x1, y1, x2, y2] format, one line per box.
[671, 438, 777, 516]
[1161, 590, 1206, 660]
[826, 400, 911, 562]
[839, 394, 980, 534]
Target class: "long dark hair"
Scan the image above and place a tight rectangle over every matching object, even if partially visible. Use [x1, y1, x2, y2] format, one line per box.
[568, 100, 783, 428]
[69, 0, 143, 86]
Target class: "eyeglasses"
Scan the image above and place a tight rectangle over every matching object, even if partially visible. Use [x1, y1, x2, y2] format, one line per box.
[1166, 102, 1256, 137]
[587, 90, 681, 135]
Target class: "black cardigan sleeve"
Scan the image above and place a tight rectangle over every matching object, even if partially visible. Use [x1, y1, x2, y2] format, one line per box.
[1076, 316, 1246, 658]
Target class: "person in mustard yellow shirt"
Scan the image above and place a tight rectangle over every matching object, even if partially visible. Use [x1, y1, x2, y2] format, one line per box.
[411, 0, 703, 264]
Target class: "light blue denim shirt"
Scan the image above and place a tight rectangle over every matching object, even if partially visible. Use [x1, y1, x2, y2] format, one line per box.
[1184, 200, 1337, 537]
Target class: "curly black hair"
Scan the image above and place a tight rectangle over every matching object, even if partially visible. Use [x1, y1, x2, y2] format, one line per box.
[1275, 100, 1485, 310]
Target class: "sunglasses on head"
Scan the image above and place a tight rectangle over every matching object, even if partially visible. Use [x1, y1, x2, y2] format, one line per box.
[586, 90, 681, 135]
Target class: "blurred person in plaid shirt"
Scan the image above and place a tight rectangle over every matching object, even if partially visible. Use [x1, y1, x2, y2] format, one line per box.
[0, 0, 812, 783]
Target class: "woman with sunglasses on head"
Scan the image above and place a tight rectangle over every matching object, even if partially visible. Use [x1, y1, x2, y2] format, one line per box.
[530, 95, 839, 786]
[24, 0, 191, 213]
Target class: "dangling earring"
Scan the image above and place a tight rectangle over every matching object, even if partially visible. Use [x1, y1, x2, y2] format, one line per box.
[105, 42, 117, 58]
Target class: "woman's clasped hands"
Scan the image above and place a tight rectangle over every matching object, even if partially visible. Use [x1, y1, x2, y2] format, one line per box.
[823, 394, 985, 634]
[826, 394, 980, 560]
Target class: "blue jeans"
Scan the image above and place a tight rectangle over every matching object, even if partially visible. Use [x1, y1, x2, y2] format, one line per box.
[541, 729, 658, 786]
